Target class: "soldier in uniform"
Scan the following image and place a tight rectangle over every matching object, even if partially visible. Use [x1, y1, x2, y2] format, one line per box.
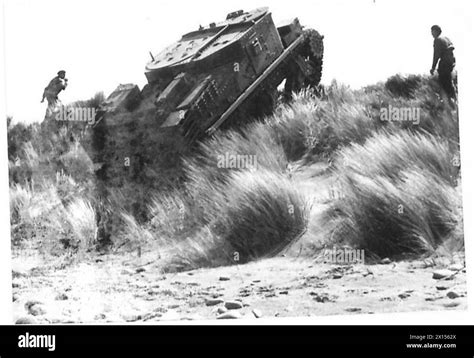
[41, 70, 68, 116]
[430, 25, 456, 100]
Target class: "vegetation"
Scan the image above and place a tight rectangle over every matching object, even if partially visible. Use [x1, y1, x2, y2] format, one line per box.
[8, 74, 463, 269]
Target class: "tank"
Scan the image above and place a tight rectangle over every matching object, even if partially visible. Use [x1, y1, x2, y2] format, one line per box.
[83, 7, 324, 238]
[97, 7, 324, 140]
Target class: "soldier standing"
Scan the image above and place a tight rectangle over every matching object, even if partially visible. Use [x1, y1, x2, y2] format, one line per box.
[41, 70, 68, 117]
[430, 25, 456, 100]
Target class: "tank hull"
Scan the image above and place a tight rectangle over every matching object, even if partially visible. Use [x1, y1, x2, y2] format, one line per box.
[84, 7, 324, 237]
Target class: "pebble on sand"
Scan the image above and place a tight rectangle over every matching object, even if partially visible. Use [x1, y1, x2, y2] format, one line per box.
[55, 293, 69, 301]
[443, 301, 460, 308]
[345, 307, 362, 313]
[448, 264, 464, 272]
[29, 305, 46, 316]
[205, 298, 224, 306]
[447, 289, 464, 299]
[224, 301, 243, 310]
[217, 307, 227, 314]
[447, 291, 460, 299]
[121, 313, 143, 322]
[94, 313, 107, 320]
[432, 270, 454, 280]
[217, 311, 242, 319]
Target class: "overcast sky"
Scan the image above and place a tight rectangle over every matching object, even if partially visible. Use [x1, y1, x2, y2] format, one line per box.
[2, 0, 472, 123]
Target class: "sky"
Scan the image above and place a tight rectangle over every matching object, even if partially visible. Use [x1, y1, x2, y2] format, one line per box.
[2, 0, 472, 123]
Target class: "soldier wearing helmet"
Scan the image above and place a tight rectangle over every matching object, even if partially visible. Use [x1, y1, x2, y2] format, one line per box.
[41, 70, 68, 116]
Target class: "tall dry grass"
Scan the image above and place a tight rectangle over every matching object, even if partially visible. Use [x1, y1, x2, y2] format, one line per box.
[212, 170, 309, 263]
[323, 131, 462, 259]
[184, 122, 287, 225]
[64, 198, 98, 249]
[167, 170, 309, 268]
[268, 85, 377, 162]
[148, 192, 193, 237]
[334, 130, 459, 186]
[8, 73, 462, 267]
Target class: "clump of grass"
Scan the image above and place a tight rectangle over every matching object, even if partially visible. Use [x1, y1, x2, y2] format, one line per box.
[7, 119, 34, 161]
[413, 89, 459, 148]
[8, 141, 39, 187]
[324, 131, 462, 259]
[148, 192, 194, 237]
[186, 120, 287, 180]
[326, 170, 461, 258]
[361, 75, 459, 145]
[69, 91, 105, 110]
[184, 123, 287, 224]
[319, 80, 356, 103]
[162, 226, 232, 273]
[268, 93, 319, 161]
[9, 181, 75, 254]
[15, 183, 62, 225]
[212, 170, 309, 263]
[58, 141, 95, 182]
[22, 141, 40, 167]
[267, 85, 377, 162]
[119, 212, 156, 252]
[9, 184, 33, 224]
[335, 130, 459, 186]
[385, 74, 423, 98]
[65, 198, 97, 249]
[164, 170, 309, 269]
[8, 159, 34, 187]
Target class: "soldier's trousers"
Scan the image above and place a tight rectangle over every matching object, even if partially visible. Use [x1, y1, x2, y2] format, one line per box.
[45, 95, 58, 118]
[438, 61, 456, 99]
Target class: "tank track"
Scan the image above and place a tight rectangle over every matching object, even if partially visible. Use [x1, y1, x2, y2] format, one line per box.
[184, 29, 325, 139]
[299, 28, 324, 87]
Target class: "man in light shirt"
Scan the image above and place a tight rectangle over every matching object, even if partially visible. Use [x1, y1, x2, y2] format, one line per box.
[430, 25, 456, 100]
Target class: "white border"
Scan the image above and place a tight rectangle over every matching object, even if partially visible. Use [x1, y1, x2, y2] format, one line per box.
[0, 0, 472, 325]
[0, 0, 13, 325]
